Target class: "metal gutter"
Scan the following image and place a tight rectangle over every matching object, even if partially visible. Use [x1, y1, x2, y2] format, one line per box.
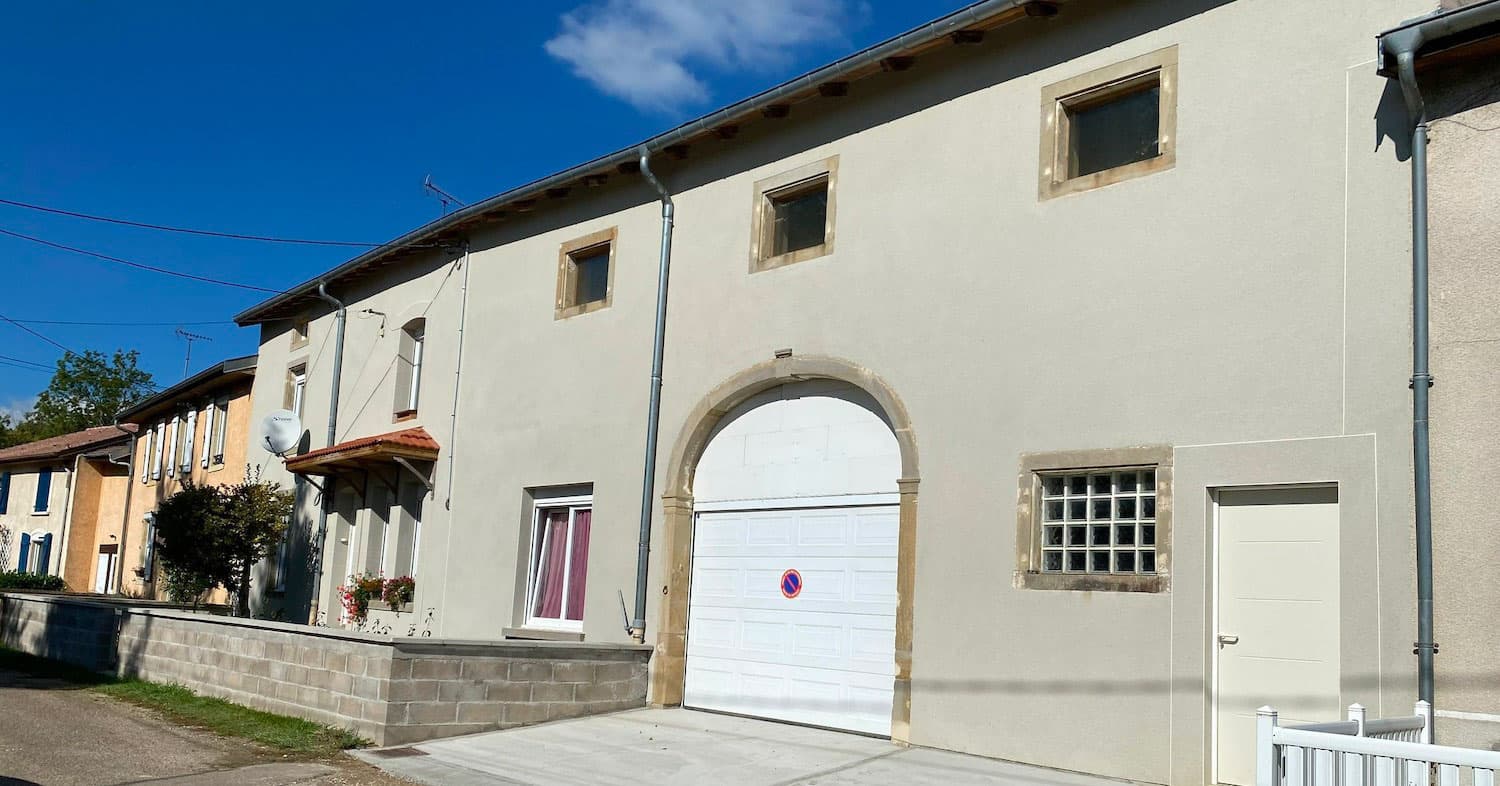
[233, 0, 1043, 326]
[1376, 0, 1500, 712]
[117, 354, 258, 422]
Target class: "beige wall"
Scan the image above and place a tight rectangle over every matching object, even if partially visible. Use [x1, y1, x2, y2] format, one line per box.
[1424, 55, 1500, 750]
[121, 380, 256, 602]
[244, 0, 1433, 781]
[0, 463, 73, 575]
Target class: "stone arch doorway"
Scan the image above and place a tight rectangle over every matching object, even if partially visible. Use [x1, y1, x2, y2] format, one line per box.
[654, 355, 919, 741]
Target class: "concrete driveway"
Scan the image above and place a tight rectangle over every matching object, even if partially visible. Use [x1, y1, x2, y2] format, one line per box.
[354, 708, 1139, 786]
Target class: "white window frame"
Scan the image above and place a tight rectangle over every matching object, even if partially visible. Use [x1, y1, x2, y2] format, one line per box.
[291, 370, 307, 418]
[406, 328, 424, 413]
[523, 494, 592, 631]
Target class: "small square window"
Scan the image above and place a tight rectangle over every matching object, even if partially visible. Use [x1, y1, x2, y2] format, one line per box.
[769, 181, 828, 256]
[1039, 46, 1177, 200]
[291, 319, 309, 348]
[1016, 445, 1171, 592]
[570, 246, 610, 306]
[751, 156, 837, 272]
[555, 228, 616, 319]
[1066, 83, 1161, 178]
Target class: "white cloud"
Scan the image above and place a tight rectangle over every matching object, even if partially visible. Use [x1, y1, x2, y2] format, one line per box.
[545, 0, 863, 112]
[0, 398, 33, 421]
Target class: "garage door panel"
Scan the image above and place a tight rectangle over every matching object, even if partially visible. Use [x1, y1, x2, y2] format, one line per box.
[687, 505, 897, 736]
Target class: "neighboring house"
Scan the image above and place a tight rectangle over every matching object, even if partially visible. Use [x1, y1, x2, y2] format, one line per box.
[0, 425, 135, 589]
[113, 356, 257, 602]
[229, 1, 1449, 784]
[1377, 0, 1500, 752]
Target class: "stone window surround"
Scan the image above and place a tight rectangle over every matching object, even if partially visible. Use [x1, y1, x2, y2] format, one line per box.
[1038, 45, 1178, 201]
[749, 155, 839, 273]
[554, 227, 617, 320]
[1014, 444, 1172, 593]
[290, 317, 310, 350]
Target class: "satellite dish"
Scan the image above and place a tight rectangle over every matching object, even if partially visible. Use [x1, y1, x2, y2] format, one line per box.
[259, 409, 303, 455]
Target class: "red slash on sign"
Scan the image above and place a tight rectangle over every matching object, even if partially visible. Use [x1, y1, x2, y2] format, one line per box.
[780, 569, 802, 599]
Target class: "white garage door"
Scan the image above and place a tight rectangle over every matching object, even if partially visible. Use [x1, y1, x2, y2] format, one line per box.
[684, 504, 899, 736]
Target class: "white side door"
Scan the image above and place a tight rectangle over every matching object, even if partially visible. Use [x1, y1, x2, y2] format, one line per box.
[1215, 486, 1341, 785]
[685, 505, 898, 736]
[94, 552, 112, 593]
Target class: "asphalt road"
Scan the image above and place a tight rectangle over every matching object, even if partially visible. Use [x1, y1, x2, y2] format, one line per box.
[0, 666, 403, 786]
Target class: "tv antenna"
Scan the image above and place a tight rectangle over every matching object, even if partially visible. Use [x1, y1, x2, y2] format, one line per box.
[423, 175, 467, 215]
[175, 327, 213, 377]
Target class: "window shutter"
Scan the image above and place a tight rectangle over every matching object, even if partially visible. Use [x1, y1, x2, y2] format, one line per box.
[33, 469, 52, 513]
[36, 533, 52, 575]
[183, 409, 197, 470]
[0, 471, 9, 514]
[16, 532, 29, 571]
[201, 404, 214, 468]
[165, 417, 178, 477]
[142, 514, 157, 581]
[152, 423, 165, 480]
[140, 432, 151, 483]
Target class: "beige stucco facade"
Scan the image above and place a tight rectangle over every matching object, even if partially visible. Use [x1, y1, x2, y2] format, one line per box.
[115, 358, 257, 603]
[237, 1, 1445, 782]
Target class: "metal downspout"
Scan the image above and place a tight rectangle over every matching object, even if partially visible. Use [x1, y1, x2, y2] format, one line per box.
[1379, 0, 1500, 711]
[307, 282, 347, 625]
[445, 243, 471, 512]
[631, 147, 675, 643]
[436, 243, 473, 638]
[1384, 32, 1435, 710]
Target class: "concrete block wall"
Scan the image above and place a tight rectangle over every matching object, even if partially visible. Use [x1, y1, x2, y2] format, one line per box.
[382, 640, 651, 745]
[0, 593, 651, 745]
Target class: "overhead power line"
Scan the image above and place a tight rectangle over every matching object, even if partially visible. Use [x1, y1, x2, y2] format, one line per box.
[0, 196, 437, 249]
[0, 313, 162, 391]
[0, 353, 52, 370]
[5, 318, 235, 327]
[0, 311, 75, 354]
[0, 359, 51, 374]
[0, 227, 286, 294]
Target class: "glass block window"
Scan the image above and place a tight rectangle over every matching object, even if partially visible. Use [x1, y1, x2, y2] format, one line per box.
[1039, 468, 1157, 575]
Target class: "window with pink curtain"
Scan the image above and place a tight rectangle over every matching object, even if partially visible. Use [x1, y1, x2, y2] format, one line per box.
[564, 509, 590, 621]
[528, 503, 591, 625]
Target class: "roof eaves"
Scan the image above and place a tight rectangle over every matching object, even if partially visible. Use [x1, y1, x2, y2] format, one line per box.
[117, 354, 257, 421]
[233, 0, 1054, 326]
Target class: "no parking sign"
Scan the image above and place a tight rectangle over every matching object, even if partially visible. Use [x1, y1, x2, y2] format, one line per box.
[780, 569, 802, 599]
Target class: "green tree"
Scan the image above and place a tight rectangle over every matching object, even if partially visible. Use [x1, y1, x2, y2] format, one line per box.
[15, 350, 155, 441]
[154, 469, 294, 616]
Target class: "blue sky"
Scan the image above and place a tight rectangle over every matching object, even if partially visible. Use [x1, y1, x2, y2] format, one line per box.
[0, 0, 961, 416]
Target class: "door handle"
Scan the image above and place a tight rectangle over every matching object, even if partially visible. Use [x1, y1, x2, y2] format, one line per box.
[1218, 634, 1240, 647]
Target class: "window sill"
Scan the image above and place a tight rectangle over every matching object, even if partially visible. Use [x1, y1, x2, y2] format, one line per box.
[1013, 571, 1165, 593]
[393, 410, 417, 423]
[554, 298, 611, 321]
[30, 510, 49, 516]
[503, 626, 585, 642]
[753, 243, 831, 273]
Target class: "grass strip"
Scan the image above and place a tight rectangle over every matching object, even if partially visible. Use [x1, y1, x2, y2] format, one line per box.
[0, 647, 366, 754]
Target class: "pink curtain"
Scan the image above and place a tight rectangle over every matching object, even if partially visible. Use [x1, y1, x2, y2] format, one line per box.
[533, 510, 569, 619]
[564, 509, 591, 621]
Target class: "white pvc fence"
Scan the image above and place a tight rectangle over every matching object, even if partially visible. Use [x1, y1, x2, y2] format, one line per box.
[1258, 702, 1500, 786]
